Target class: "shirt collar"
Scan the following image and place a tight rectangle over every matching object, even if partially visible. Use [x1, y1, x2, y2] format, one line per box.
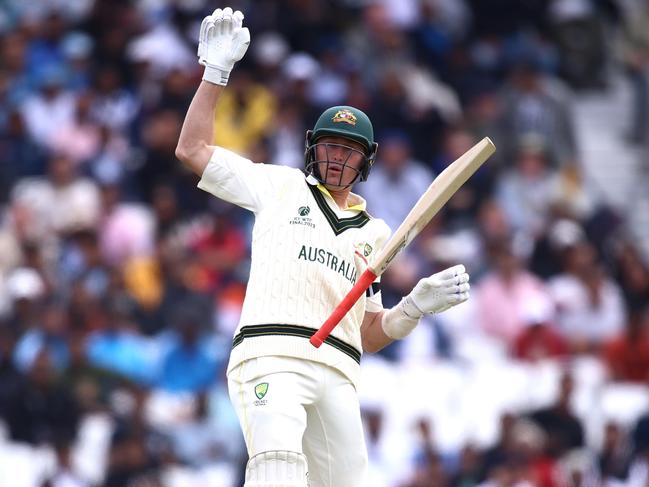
[305, 174, 367, 211]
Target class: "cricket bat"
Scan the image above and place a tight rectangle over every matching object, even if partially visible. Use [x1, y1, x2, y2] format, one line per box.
[310, 136, 496, 348]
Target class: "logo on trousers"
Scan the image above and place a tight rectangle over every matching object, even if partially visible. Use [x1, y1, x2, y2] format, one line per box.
[255, 382, 269, 399]
[254, 383, 269, 405]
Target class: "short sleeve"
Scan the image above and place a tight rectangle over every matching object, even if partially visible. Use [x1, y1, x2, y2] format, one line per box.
[197, 146, 294, 213]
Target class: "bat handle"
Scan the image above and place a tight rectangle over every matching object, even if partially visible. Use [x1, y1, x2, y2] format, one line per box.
[310, 269, 378, 348]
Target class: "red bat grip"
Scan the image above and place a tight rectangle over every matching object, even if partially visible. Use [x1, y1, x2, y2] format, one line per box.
[310, 269, 378, 348]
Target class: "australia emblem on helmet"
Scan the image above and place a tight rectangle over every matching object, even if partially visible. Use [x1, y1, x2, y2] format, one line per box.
[332, 109, 357, 126]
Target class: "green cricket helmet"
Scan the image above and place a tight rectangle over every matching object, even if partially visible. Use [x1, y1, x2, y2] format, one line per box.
[304, 105, 378, 186]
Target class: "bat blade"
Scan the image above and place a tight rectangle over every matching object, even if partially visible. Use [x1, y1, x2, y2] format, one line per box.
[371, 137, 495, 275]
[310, 136, 496, 348]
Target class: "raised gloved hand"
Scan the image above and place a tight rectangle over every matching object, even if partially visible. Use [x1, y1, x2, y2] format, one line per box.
[198, 7, 250, 86]
[404, 264, 470, 317]
[381, 264, 470, 340]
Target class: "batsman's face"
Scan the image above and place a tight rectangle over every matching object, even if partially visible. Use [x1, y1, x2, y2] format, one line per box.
[314, 136, 366, 189]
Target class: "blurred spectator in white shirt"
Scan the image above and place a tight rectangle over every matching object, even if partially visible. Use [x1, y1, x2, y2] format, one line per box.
[20, 64, 77, 147]
[549, 241, 625, 353]
[11, 153, 100, 235]
[90, 65, 139, 133]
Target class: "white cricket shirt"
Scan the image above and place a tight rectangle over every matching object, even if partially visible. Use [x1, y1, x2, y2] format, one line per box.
[198, 146, 391, 387]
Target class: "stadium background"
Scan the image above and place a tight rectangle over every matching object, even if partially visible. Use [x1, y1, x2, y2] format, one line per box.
[1, 0, 649, 485]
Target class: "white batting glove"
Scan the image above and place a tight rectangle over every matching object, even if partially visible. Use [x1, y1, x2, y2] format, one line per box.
[198, 7, 250, 86]
[406, 264, 470, 316]
[382, 264, 470, 340]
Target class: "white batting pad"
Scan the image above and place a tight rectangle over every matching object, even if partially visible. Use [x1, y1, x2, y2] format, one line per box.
[245, 450, 309, 487]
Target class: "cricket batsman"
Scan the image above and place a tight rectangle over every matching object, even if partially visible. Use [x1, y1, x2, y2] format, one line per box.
[175, 7, 471, 486]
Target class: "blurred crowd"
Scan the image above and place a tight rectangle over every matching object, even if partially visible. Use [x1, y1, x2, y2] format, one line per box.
[1, 0, 649, 486]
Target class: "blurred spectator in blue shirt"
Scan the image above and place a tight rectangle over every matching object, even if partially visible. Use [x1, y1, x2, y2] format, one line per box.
[155, 305, 220, 393]
[1, 31, 32, 105]
[85, 295, 156, 384]
[14, 297, 69, 373]
[0, 109, 47, 200]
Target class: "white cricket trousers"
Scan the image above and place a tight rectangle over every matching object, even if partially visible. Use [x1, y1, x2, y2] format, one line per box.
[227, 356, 368, 487]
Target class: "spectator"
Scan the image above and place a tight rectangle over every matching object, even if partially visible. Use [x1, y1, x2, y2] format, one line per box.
[476, 237, 552, 347]
[613, 240, 649, 310]
[48, 90, 101, 164]
[20, 64, 76, 146]
[598, 422, 631, 483]
[134, 108, 188, 204]
[499, 60, 576, 166]
[617, 0, 649, 144]
[529, 218, 586, 280]
[61, 330, 128, 413]
[150, 182, 182, 242]
[528, 371, 585, 459]
[555, 449, 599, 487]
[0, 109, 47, 200]
[628, 412, 649, 486]
[98, 182, 156, 267]
[482, 413, 520, 479]
[602, 306, 649, 383]
[433, 128, 495, 224]
[402, 418, 449, 487]
[59, 230, 111, 299]
[26, 12, 67, 75]
[3, 266, 46, 333]
[4, 349, 80, 445]
[268, 99, 307, 168]
[0, 325, 20, 423]
[103, 386, 170, 487]
[549, 0, 608, 90]
[43, 439, 90, 487]
[90, 64, 139, 133]
[513, 296, 568, 362]
[496, 137, 557, 239]
[363, 408, 392, 487]
[547, 163, 600, 224]
[1, 31, 31, 105]
[13, 297, 70, 373]
[358, 131, 433, 233]
[212, 69, 277, 155]
[155, 307, 219, 393]
[449, 444, 484, 487]
[11, 153, 101, 235]
[549, 241, 626, 353]
[167, 387, 243, 469]
[85, 297, 155, 384]
[189, 212, 248, 293]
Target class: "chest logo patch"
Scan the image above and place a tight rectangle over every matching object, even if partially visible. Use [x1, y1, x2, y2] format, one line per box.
[290, 206, 315, 228]
[364, 243, 373, 257]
